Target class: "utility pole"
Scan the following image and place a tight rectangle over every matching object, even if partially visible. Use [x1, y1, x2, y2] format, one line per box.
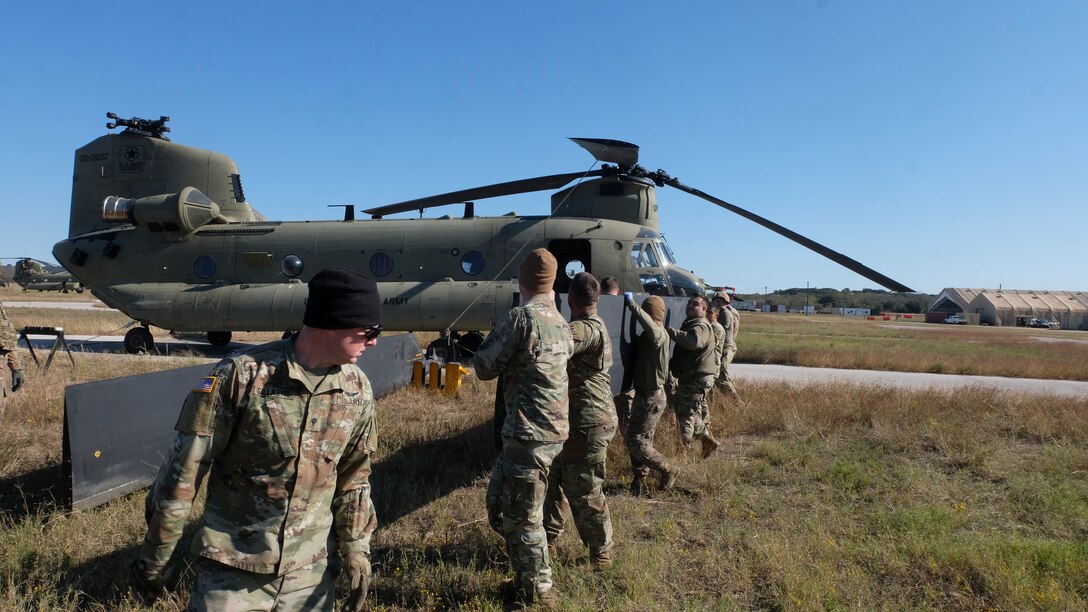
[806, 281, 810, 316]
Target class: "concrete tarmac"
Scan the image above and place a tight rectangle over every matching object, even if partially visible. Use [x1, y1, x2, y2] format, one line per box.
[10, 299, 1083, 397]
[731, 363, 1088, 399]
[17, 333, 1088, 398]
[3, 300, 105, 310]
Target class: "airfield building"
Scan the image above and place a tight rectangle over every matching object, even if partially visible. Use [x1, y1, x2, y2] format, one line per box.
[928, 288, 1088, 330]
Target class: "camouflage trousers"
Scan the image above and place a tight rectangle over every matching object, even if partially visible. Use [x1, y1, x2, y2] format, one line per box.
[623, 389, 670, 479]
[543, 421, 617, 553]
[188, 556, 335, 612]
[486, 438, 563, 593]
[716, 346, 740, 400]
[674, 374, 716, 446]
[613, 389, 635, 435]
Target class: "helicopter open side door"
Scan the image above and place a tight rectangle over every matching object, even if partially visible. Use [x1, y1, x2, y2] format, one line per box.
[548, 239, 591, 293]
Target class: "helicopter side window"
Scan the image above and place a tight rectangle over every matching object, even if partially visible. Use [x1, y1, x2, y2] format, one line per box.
[461, 250, 485, 276]
[629, 242, 660, 268]
[370, 252, 394, 277]
[194, 255, 217, 280]
[281, 254, 304, 278]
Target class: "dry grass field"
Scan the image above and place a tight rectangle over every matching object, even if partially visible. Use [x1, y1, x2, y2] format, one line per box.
[1, 303, 1086, 610]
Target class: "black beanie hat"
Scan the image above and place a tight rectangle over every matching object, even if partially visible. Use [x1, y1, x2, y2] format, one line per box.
[304, 267, 382, 329]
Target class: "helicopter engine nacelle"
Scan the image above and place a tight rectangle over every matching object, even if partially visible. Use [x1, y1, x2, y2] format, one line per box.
[102, 187, 223, 235]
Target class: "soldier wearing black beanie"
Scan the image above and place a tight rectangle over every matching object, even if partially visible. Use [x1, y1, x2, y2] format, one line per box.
[304, 266, 382, 330]
[133, 265, 383, 611]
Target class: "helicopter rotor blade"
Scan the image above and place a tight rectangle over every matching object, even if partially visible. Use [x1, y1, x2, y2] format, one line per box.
[660, 176, 915, 293]
[569, 138, 639, 168]
[363, 169, 608, 217]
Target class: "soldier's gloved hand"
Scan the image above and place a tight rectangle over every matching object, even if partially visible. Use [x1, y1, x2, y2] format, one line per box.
[623, 292, 634, 305]
[666, 376, 678, 396]
[344, 552, 371, 612]
[129, 558, 168, 602]
[11, 369, 24, 392]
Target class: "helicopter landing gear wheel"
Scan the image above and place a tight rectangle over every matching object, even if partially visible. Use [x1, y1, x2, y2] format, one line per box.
[455, 331, 485, 357]
[426, 337, 459, 363]
[124, 327, 155, 354]
[207, 331, 232, 346]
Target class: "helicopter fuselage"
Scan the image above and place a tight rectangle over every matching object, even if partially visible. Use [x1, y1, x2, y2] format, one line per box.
[52, 125, 706, 336]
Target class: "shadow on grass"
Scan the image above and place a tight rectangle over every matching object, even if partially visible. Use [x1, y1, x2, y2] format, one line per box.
[0, 463, 64, 520]
[371, 420, 496, 525]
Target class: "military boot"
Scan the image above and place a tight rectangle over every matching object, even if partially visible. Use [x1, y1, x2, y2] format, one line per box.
[534, 586, 558, 610]
[589, 546, 614, 572]
[501, 580, 557, 611]
[659, 464, 678, 490]
[701, 434, 721, 459]
[546, 536, 559, 563]
[630, 472, 646, 497]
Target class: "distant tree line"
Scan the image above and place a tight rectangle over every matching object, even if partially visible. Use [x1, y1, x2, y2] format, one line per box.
[734, 287, 934, 314]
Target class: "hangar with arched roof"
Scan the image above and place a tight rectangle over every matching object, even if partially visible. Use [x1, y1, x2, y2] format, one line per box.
[927, 288, 1088, 329]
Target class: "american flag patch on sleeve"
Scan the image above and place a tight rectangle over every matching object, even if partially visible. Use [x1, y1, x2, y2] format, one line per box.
[191, 376, 219, 394]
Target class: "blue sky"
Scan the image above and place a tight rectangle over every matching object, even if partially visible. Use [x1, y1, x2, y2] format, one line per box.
[1, 1, 1084, 295]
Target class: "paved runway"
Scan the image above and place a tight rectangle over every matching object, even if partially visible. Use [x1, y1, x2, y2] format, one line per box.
[4, 300, 105, 310]
[21, 333, 249, 360]
[17, 333, 1087, 398]
[731, 363, 1088, 399]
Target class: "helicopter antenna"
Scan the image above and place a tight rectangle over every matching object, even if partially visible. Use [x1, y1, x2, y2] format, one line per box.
[106, 112, 172, 141]
[327, 204, 355, 221]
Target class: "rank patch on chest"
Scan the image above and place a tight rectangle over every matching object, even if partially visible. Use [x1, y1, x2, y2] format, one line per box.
[191, 376, 219, 394]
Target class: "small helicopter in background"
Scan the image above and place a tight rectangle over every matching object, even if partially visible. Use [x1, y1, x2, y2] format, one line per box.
[52, 113, 912, 354]
[1, 257, 85, 293]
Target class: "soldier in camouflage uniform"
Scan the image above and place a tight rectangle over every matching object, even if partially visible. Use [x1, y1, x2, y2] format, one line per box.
[0, 302, 25, 415]
[707, 303, 726, 374]
[667, 295, 721, 458]
[712, 293, 742, 403]
[543, 272, 616, 571]
[131, 267, 383, 612]
[598, 277, 634, 433]
[476, 249, 573, 609]
[622, 293, 678, 495]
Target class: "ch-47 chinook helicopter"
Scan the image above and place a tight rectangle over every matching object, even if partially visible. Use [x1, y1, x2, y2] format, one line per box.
[0, 257, 85, 293]
[52, 113, 913, 355]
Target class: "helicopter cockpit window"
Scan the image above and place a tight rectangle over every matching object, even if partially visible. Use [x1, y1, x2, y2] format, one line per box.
[280, 254, 304, 278]
[461, 250, 484, 275]
[194, 255, 217, 280]
[639, 272, 669, 295]
[655, 239, 676, 266]
[369, 252, 393, 277]
[629, 242, 660, 268]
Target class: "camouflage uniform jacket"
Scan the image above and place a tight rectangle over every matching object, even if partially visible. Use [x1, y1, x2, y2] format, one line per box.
[139, 336, 378, 576]
[0, 302, 18, 351]
[0, 303, 20, 398]
[725, 305, 739, 350]
[667, 316, 717, 378]
[625, 301, 669, 392]
[474, 293, 573, 442]
[567, 310, 614, 429]
[710, 320, 726, 368]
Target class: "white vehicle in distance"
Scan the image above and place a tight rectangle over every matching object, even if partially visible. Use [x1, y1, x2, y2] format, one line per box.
[943, 314, 968, 325]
